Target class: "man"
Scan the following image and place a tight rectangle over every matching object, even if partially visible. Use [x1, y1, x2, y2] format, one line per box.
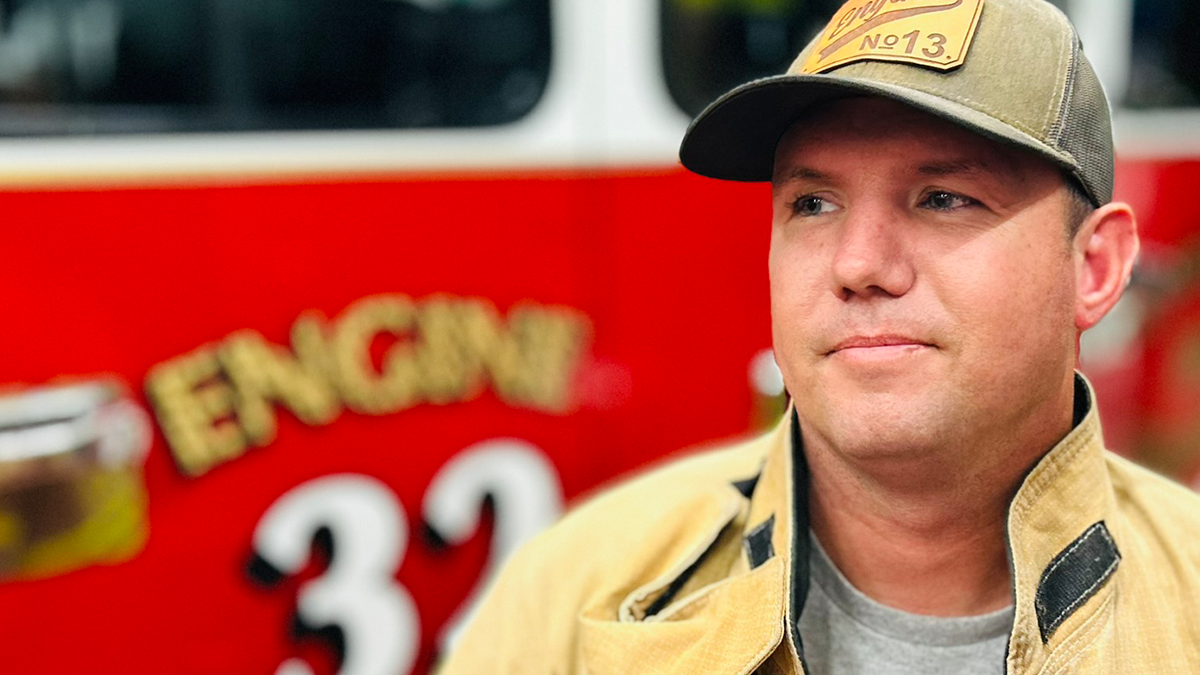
[440, 0, 1200, 672]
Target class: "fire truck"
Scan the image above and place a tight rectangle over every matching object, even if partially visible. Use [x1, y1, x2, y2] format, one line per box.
[0, 1, 1197, 673]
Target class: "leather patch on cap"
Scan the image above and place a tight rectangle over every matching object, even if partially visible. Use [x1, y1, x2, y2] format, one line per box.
[799, 0, 986, 75]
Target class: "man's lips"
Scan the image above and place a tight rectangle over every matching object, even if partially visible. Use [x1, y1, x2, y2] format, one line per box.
[825, 335, 936, 355]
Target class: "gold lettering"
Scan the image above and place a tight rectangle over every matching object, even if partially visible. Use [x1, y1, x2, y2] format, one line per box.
[414, 296, 493, 404]
[219, 330, 341, 447]
[145, 293, 592, 477]
[488, 304, 588, 411]
[145, 346, 246, 476]
[331, 294, 420, 415]
[292, 311, 337, 383]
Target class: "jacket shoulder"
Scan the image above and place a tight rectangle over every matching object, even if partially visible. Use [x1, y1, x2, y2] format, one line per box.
[1106, 452, 1200, 565]
[562, 433, 769, 528]
[437, 431, 775, 674]
[521, 431, 771, 577]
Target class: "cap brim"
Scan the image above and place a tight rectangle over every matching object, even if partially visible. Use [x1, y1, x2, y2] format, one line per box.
[679, 73, 1079, 185]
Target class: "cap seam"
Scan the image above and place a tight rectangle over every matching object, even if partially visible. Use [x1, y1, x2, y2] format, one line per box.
[1037, 0, 1077, 142]
[1048, 39, 1079, 150]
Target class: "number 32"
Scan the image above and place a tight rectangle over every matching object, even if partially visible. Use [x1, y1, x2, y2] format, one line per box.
[252, 439, 563, 675]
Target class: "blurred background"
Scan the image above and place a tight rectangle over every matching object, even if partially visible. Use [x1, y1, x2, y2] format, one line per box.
[0, 0, 1197, 673]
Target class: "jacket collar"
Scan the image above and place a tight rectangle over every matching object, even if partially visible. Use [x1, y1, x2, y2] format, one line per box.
[582, 373, 1118, 675]
[740, 396, 809, 668]
[579, 417, 793, 675]
[1004, 374, 1121, 673]
[743, 372, 1120, 673]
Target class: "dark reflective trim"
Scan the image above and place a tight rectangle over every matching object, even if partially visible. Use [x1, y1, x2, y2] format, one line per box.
[732, 474, 761, 499]
[1035, 521, 1121, 643]
[745, 515, 776, 570]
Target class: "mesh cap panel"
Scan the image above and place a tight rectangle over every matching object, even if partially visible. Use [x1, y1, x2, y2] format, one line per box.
[1054, 41, 1115, 205]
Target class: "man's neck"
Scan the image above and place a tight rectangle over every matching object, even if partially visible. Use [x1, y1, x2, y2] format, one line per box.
[801, 395, 1076, 617]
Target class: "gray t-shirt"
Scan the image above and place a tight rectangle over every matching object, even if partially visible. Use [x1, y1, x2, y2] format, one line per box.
[798, 534, 1013, 675]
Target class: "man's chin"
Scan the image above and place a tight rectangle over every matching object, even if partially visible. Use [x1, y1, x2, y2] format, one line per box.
[809, 403, 953, 463]
[798, 379, 958, 455]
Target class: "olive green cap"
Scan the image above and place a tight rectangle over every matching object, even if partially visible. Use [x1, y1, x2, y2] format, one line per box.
[679, 0, 1114, 206]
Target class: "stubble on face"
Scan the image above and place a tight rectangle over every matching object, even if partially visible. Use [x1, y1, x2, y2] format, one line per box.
[770, 98, 1080, 474]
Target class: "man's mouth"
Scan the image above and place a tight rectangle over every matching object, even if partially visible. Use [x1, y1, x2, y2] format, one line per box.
[826, 335, 936, 357]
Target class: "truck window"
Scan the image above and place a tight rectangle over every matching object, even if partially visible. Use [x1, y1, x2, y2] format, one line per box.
[1124, 0, 1200, 108]
[0, 0, 551, 134]
[661, 0, 843, 117]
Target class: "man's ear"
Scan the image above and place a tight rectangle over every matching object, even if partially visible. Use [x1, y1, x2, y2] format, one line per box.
[1075, 201, 1139, 332]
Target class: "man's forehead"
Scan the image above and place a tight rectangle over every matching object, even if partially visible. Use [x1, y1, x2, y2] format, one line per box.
[772, 97, 1045, 184]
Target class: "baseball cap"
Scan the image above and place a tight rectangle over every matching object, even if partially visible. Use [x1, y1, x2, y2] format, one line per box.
[678, 0, 1114, 206]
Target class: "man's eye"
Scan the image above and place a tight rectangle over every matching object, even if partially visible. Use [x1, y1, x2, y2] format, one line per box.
[791, 196, 835, 217]
[920, 190, 976, 211]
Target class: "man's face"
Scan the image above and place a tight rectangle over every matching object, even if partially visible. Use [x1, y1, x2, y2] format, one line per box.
[770, 97, 1080, 461]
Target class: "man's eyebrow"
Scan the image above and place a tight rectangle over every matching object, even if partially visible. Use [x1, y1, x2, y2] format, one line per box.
[773, 166, 833, 183]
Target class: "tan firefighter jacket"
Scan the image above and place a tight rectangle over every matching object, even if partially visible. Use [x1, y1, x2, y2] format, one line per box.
[440, 376, 1200, 674]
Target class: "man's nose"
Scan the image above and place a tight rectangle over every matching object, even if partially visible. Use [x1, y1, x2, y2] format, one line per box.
[829, 203, 916, 300]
